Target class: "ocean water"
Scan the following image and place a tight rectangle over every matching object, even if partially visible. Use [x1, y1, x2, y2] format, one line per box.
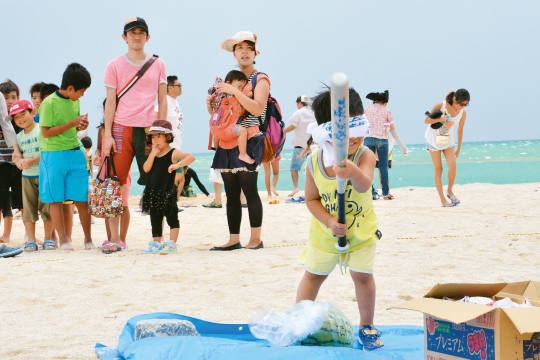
[123, 140, 540, 197]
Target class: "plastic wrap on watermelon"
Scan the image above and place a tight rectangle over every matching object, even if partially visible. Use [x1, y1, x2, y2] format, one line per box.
[249, 300, 354, 347]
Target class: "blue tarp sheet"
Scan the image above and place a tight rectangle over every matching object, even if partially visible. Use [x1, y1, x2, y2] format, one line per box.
[95, 312, 424, 359]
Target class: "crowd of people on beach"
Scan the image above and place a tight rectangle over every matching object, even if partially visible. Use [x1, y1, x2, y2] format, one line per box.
[0, 16, 470, 351]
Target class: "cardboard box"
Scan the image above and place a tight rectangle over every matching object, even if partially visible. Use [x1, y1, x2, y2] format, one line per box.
[394, 281, 540, 360]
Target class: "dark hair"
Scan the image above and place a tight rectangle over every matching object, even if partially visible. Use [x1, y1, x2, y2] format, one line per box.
[232, 41, 255, 52]
[29, 82, 46, 95]
[60, 63, 91, 91]
[296, 96, 309, 106]
[224, 70, 248, 84]
[81, 136, 93, 149]
[40, 83, 59, 100]
[446, 89, 470, 106]
[0, 79, 19, 97]
[167, 75, 178, 87]
[311, 86, 363, 125]
[145, 133, 174, 146]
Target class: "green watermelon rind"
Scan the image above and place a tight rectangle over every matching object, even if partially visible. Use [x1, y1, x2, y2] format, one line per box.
[294, 309, 354, 347]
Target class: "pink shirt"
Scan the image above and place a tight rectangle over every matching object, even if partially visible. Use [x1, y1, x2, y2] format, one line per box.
[364, 103, 394, 139]
[104, 54, 167, 127]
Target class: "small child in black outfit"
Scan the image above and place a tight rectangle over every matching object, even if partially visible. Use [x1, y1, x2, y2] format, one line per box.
[140, 120, 194, 254]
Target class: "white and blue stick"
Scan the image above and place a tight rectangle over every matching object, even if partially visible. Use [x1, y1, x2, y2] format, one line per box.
[331, 73, 350, 252]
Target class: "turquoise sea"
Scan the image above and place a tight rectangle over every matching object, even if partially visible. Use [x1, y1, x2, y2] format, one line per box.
[123, 140, 540, 197]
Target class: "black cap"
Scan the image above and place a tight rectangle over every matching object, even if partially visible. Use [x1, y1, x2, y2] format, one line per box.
[124, 17, 149, 35]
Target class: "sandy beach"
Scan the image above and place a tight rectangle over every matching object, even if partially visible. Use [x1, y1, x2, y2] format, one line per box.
[1, 182, 539, 359]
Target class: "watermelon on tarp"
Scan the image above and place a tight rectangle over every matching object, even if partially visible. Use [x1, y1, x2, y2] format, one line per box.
[95, 312, 424, 360]
[250, 300, 354, 347]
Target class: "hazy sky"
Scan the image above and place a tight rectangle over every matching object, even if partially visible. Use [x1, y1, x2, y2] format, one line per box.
[2, 0, 538, 153]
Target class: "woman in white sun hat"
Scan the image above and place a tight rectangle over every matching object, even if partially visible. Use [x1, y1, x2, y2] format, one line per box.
[209, 31, 269, 251]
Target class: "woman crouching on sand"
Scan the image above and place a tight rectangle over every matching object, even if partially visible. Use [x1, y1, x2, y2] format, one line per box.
[424, 89, 470, 207]
[208, 31, 269, 250]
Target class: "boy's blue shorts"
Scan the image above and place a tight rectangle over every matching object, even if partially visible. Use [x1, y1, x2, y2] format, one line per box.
[39, 149, 88, 203]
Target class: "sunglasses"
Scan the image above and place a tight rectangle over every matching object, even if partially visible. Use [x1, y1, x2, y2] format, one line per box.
[170, 84, 182, 87]
[457, 102, 469, 107]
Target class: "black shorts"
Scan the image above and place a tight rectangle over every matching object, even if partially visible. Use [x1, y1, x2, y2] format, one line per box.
[0, 163, 23, 210]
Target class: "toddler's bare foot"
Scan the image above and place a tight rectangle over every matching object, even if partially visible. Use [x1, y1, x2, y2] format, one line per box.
[238, 153, 255, 164]
[271, 188, 279, 197]
[0, 235, 10, 243]
[36, 239, 44, 246]
[85, 241, 96, 250]
[59, 242, 74, 250]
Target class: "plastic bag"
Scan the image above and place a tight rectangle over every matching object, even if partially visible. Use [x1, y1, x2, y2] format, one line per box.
[457, 296, 534, 308]
[249, 300, 354, 347]
[209, 168, 223, 184]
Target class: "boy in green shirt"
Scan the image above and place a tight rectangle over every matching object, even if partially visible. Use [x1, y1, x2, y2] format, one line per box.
[10, 100, 54, 250]
[39, 63, 94, 250]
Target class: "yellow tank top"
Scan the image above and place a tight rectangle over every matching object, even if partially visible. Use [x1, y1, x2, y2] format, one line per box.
[307, 146, 379, 253]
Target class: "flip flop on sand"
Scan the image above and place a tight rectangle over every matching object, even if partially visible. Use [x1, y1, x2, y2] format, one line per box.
[102, 243, 122, 254]
[447, 194, 460, 205]
[442, 202, 457, 208]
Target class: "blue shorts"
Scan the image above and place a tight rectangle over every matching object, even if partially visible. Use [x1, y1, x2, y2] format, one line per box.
[290, 147, 308, 171]
[39, 150, 88, 203]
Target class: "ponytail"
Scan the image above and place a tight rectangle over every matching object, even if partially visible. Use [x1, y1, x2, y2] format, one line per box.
[446, 89, 470, 106]
[446, 91, 455, 106]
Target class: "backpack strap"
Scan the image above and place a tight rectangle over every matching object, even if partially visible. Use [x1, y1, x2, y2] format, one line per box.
[116, 54, 159, 106]
[250, 71, 268, 93]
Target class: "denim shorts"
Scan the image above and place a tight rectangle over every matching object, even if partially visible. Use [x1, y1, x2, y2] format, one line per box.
[290, 147, 308, 171]
[39, 149, 88, 203]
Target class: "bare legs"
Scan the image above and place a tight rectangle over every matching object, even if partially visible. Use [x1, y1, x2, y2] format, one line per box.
[0, 212, 12, 243]
[238, 127, 254, 164]
[263, 161, 280, 197]
[289, 169, 300, 197]
[351, 272, 376, 326]
[23, 220, 53, 244]
[296, 270, 376, 326]
[429, 147, 458, 206]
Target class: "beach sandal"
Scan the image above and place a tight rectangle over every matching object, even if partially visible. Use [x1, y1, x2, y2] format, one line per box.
[141, 241, 163, 254]
[372, 189, 380, 200]
[241, 203, 248, 208]
[119, 241, 128, 250]
[0, 244, 23, 258]
[99, 240, 111, 250]
[202, 201, 222, 208]
[159, 240, 178, 255]
[286, 196, 305, 203]
[102, 242, 122, 254]
[42, 240, 56, 250]
[24, 241, 39, 252]
[359, 324, 384, 351]
[383, 194, 394, 200]
[442, 202, 457, 208]
[447, 194, 460, 205]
